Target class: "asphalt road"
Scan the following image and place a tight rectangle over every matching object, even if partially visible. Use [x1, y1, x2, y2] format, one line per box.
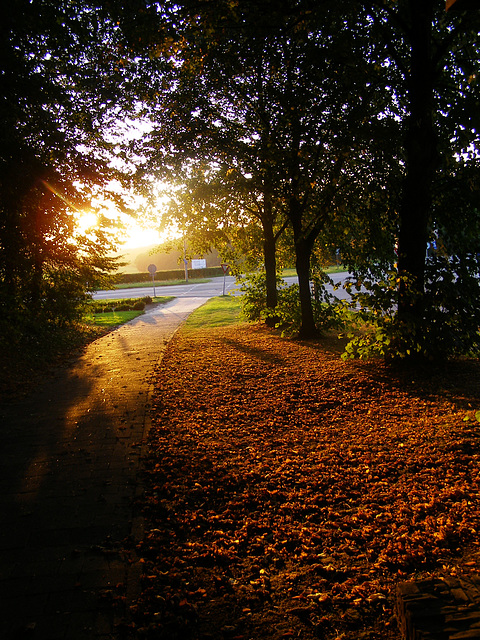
[92, 275, 238, 300]
[92, 272, 354, 301]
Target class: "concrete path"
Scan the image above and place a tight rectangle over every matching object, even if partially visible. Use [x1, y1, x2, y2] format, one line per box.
[0, 297, 208, 640]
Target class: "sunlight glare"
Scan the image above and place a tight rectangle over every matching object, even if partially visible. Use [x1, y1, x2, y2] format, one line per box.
[75, 210, 99, 234]
[120, 219, 163, 248]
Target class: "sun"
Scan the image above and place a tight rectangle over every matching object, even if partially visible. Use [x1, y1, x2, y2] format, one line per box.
[75, 211, 99, 234]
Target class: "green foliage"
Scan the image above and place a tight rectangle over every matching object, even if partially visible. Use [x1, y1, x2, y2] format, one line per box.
[0, 1, 145, 354]
[238, 270, 348, 337]
[342, 257, 480, 361]
[237, 272, 284, 323]
[117, 267, 224, 284]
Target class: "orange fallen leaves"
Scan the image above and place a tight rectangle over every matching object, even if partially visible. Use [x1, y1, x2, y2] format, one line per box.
[129, 324, 480, 640]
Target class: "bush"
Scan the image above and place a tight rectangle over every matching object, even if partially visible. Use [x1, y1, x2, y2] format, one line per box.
[237, 271, 281, 322]
[117, 267, 224, 284]
[238, 269, 347, 336]
[342, 255, 480, 361]
[87, 296, 152, 314]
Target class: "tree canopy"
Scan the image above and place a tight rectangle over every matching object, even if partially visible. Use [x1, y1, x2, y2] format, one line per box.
[2, 0, 480, 360]
[0, 0, 143, 346]
[131, 0, 402, 336]
[133, 0, 480, 354]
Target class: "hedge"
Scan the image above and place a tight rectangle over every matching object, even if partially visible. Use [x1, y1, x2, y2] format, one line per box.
[117, 266, 226, 284]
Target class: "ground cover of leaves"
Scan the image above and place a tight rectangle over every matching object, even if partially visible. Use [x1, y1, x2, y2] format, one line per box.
[127, 323, 480, 640]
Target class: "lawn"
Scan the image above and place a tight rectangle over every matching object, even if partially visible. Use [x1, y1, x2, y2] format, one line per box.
[84, 296, 174, 329]
[281, 265, 346, 277]
[84, 309, 143, 327]
[182, 295, 243, 332]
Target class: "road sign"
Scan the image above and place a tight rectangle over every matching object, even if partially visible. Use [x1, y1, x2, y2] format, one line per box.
[147, 264, 157, 296]
[221, 264, 230, 295]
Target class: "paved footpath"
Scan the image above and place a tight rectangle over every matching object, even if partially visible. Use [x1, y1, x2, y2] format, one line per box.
[0, 297, 208, 640]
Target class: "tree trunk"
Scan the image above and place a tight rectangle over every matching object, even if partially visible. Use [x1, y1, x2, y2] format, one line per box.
[397, 0, 436, 323]
[295, 234, 317, 338]
[262, 217, 278, 310]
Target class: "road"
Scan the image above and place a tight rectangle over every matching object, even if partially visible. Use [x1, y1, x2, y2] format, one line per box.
[92, 272, 354, 301]
[92, 275, 238, 300]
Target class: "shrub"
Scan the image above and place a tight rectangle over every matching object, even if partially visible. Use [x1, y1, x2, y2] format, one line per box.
[342, 255, 480, 361]
[237, 271, 282, 322]
[238, 269, 348, 337]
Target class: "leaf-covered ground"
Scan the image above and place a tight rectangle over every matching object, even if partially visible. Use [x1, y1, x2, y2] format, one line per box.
[127, 323, 480, 640]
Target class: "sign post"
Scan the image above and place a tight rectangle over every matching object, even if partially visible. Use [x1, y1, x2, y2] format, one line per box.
[148, 264, 157, 298]
[221, 263, 230, 296]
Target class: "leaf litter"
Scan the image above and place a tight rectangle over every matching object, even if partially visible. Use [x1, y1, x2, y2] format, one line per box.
[124, 324, 480, 640]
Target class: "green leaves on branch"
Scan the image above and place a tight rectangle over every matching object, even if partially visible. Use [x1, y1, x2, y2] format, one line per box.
[238, 270, 349, 338]
[342, 257, 480, 361]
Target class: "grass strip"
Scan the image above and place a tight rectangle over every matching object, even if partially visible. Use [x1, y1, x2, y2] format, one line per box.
[85, 296, 174, 329]
[84, 310, 143, 327]
[182, 295, 242, 332]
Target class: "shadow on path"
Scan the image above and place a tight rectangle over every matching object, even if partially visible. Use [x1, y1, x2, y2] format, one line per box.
[0, 297, 205, 640]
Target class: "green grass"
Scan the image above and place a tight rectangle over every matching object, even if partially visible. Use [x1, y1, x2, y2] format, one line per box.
[84, 310, 144, 327]
[183, 296, 242, 332]
[85, 296, 174, 328]
[324, 264, 347, 274]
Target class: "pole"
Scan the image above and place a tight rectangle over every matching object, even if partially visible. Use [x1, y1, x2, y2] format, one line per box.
[221, 263, 229, 296]
[183, 236, 188, 283]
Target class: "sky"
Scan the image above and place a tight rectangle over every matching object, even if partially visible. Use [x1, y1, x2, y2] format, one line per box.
[120, 219, 164, 248]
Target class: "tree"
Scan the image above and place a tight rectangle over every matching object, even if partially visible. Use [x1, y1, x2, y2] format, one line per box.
[0, 0, 142, 342]
[126, 3, 294, 312]
[130, 0, 396, 336]
[107, 0, 480, 353]
[359, 0, 480, 357]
